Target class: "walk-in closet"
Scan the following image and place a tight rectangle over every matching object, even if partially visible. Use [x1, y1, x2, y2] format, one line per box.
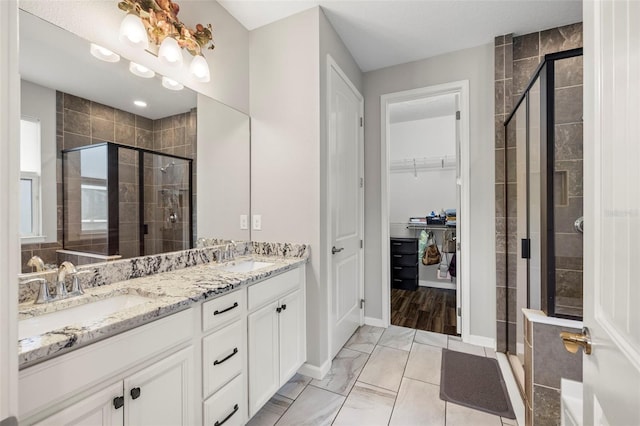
[388, 92, 460, 336]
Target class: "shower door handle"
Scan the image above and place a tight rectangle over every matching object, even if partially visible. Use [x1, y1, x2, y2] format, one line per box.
[521, 239, 530, 259]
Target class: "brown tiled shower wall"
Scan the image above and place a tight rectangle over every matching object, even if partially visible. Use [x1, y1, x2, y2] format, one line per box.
[495, 23, 583, 352]
[20, 92, 196, 273]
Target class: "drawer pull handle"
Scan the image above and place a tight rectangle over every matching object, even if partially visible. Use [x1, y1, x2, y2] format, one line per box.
[281, 304, 287, 311]
[213, 348, 239, 366]
[392, 243, 402, 246]
[214, 302, 239, 316]
[393, 279, 403, 282]
[113, 396, 124, 409]
[130, 387, 141, 400]
[215, 404, 239, 426]
[394, 267, 402, 270]
[276, 306, 282, 313]
[393, 254, 402, 258]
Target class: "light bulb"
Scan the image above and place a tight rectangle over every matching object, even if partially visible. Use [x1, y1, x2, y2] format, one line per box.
[162, 76, 184, 91]
[158, 37, 183, 68]
[89, 43, 120, 63]
[129, 61, 155, 78]
[134, 100, 147, 108]
[189, 55, 210, 83]
[119, 14, 149, 49]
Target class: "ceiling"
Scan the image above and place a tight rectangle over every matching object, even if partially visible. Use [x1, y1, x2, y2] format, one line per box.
[389, 93, 457, 124]
[218, 0, 582, 72]
[20, 11, 196, 120]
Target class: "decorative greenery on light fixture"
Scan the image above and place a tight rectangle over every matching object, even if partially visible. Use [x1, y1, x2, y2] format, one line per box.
[118, 0, 213, 82]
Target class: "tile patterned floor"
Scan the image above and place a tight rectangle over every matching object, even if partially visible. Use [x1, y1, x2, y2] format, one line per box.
[247, 325, 519, 426]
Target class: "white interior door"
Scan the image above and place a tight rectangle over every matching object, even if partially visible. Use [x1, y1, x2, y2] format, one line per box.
[583, 0, 640, 424]
[328, 56, 364, 358]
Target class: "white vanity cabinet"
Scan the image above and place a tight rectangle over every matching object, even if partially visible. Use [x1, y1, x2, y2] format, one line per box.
[247, 266, 306, 417]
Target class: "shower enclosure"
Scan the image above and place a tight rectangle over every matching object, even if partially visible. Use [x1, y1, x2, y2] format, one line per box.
[503, 48, 584, 374]
[62, 142, 193, 259]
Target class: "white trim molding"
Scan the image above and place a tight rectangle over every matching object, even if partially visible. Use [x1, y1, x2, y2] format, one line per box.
[298, 359, 331, 381]
[380, 81, 471, 343]
[364, 317, 386, 328]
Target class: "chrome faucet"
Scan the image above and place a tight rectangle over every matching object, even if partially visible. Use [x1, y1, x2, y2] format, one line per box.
[27, 256, 46, 272]
[56, 261, 78, 299]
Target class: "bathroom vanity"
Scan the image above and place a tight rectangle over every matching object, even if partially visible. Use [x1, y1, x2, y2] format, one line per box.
[16, 243, 307, 426]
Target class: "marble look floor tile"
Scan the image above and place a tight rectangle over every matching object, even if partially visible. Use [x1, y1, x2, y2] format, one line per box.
[378, 325, 416, 351]
[389, 378, 445, 426]
[247, 394, 293, 426]
[276, 373, 312, 400]
[344, 325, 384, 354]
[448, 338, 487, 356]
[414, 329, 448, 348]
[358, 345, 409, 391]
[311, 348, 369, 395]
[275, 385, 345, 426]
[502, 417, 519, 425]
[446, 402, 503, 426]
[404, 342, 442, 385]
[332, 382, 396, 426]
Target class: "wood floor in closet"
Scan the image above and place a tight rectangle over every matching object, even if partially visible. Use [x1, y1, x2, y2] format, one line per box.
[391, 287, 458, 335]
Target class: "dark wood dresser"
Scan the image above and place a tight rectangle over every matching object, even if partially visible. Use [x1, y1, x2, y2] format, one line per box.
[390, 238, 419, 291]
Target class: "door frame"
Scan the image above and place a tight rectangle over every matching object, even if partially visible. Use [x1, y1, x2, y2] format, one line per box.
[0, 0, 20, 421]
[380, 80, 470, 339]
[325, 55, 365, 359]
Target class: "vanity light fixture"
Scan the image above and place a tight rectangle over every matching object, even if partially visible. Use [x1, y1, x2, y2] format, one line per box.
[118, 0, 214, 82]
[129, 61, 155, 78]
[162, 76, 183, 91]
[119, 13, 149, 49]
[89, 43, 120, 63]
[133, 100, 147, 108]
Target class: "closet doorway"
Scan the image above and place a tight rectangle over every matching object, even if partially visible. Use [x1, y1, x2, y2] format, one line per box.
[381, 81, 470, 338]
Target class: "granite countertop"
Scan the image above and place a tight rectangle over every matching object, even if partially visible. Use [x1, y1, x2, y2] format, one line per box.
[18, 255, 307, 368]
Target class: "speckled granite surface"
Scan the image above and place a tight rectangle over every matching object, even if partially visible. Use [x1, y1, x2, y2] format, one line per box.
[18, 241, 309, 369]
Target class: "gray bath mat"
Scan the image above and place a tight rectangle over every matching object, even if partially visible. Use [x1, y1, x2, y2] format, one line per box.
[440, 349, 516, 419]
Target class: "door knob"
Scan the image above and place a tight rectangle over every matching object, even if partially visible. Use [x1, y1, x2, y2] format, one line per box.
[560, 327, 592, 355]
[332, 246, 344, 254]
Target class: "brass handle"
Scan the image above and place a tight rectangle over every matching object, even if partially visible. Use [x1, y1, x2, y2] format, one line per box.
[560, 327, 592, 355]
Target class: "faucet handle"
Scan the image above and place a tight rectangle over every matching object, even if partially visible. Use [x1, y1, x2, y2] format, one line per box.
[23, 278, 52, 304]
[70, 270, 90, 296]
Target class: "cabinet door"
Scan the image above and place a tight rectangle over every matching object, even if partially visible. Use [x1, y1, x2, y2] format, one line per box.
[33, 383, 123, 426]
[247, 301, 279, 417]
[278, 289, 305, 385]
[124, 347, 193, 426]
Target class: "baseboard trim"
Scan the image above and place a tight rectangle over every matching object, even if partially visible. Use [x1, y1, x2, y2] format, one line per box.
[466, 334, 496, 349]
[496, 352, 525, 426]
[363, 316, 386, 327]
[298, 359, 331, 380]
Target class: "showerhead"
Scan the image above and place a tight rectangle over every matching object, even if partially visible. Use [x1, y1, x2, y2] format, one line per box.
[160, 161, 176, 173]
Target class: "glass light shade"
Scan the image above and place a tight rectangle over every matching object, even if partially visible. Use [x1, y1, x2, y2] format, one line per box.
[162, 76, 184, 91]
[89, 43, 120, 63]
[158, 37, 183, 68]
[119, 14, 149, 49]
[129, 62, 155, 78]
[189, 55, 210, 83]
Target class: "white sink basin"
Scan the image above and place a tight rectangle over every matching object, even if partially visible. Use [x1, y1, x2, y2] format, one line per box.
[19, 294, 152, 340]
[220, 260, 274, 273]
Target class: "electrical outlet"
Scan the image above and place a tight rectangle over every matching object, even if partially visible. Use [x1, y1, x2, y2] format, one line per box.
[252, 214, 262, 231]
[240, 215, 248, 230]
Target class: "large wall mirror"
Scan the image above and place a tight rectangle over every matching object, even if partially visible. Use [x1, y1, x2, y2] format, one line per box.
[18, 10, 250, 273]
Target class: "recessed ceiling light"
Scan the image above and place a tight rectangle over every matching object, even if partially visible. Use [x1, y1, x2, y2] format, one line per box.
[129, 62, 155, 79]
[162, 76, 184, 91]
[134, 100, 147, 108]
[90, 43, 120, 63]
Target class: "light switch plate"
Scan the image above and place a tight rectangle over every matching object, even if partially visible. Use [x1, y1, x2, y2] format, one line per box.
[252, 214, 262, 231]
[240, 215, 248, 230]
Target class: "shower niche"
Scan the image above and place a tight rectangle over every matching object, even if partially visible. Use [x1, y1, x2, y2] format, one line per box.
[62, 142, 193, 260]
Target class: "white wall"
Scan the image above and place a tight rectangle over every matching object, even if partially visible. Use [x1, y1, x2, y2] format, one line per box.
[363, 43, 496, 342]
[389, 115, 457, 225]
[20, 80, 57, 244]
[249, 8, 324, 369]
[19, 0, 250, 114]
[196, 94, 250, 241]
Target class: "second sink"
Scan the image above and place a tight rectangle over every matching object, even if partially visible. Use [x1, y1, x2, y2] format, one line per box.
[219, 260, 274, 273]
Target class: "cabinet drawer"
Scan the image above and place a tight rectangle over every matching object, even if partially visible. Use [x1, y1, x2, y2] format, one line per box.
[391, 253, 418, 267]
[391, 277, 418, 291]
[203, 290, 243, 332]
[390, 239, 417, 255]
[248, 268, 301, 311]
[391, 265, 418, 280]
[203, 321, 243, 398]
[204, 374, 244, 426]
